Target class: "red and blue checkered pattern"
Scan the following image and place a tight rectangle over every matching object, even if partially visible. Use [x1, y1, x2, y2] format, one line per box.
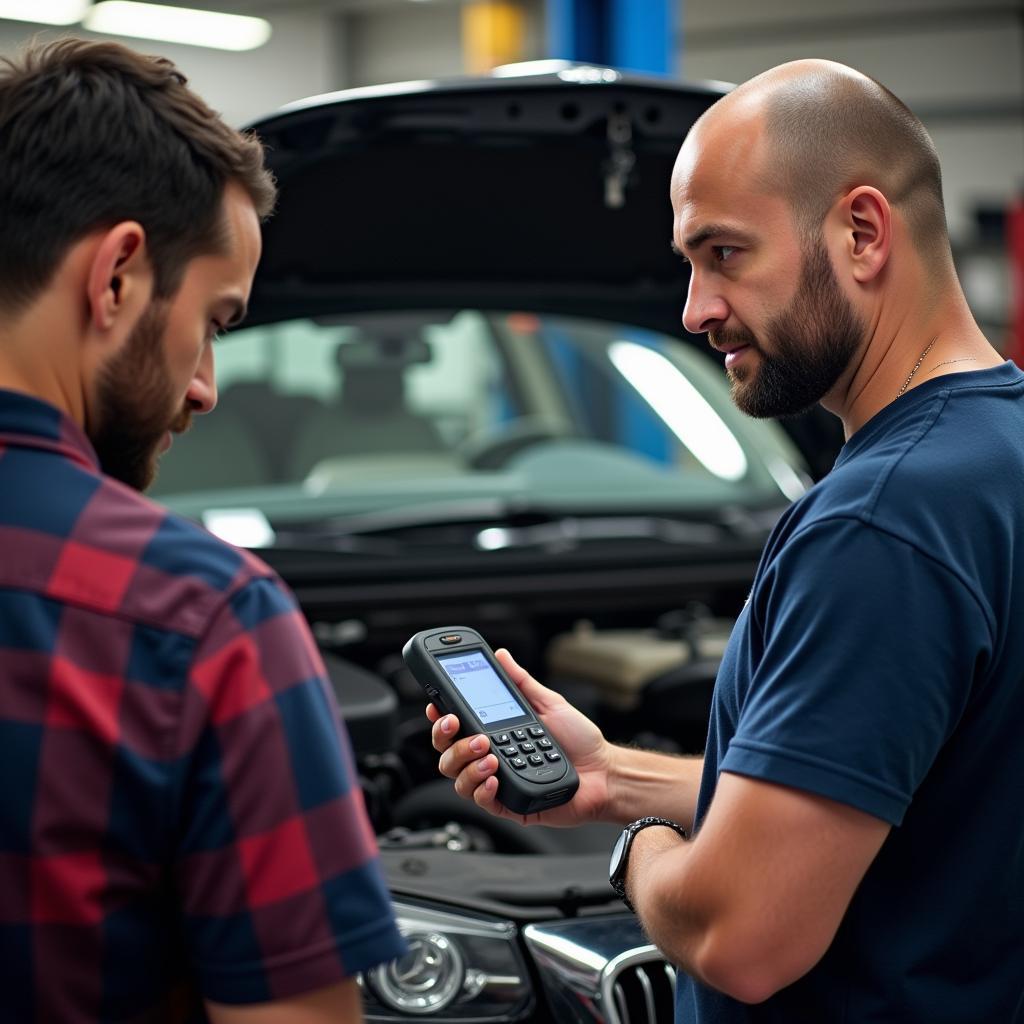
[0, 389, 406, 1021]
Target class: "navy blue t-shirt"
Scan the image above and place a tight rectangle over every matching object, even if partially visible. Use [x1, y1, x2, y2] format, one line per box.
[678, 362, 1024, 1023]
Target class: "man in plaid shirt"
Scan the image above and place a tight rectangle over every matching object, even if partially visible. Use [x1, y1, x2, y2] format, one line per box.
[0, 39, 406, 1021]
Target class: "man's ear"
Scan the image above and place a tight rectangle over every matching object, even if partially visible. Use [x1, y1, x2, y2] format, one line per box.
[85, 222, 152, 334]
[835, 186, 891, 284]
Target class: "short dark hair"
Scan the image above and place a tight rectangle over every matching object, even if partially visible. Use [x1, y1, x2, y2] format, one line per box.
[0, 38, 277, 314]
[756, 65, 948, 260]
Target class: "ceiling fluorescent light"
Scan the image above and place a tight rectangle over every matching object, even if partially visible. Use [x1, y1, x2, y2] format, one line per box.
[0, 0, 88, 24]
[84, 2, 271, 52]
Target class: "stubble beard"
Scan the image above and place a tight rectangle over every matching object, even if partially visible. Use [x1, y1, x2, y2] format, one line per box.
[91, 302, 192, 491]
[713, 237, 867, 420]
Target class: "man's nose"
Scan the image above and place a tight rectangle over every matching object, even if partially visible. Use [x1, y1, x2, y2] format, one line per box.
[185, 343, 217, 415]
[682, 271, 730, 335]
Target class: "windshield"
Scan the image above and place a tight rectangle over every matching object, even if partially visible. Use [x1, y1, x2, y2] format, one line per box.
[153, 310, 808, 539]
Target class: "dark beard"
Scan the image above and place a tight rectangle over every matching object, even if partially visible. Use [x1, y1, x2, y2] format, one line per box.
[713, 237, 867, 419]
[91, 303, 190, 491]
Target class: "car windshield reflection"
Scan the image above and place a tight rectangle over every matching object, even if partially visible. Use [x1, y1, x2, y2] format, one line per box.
[152, 310, 809, 533]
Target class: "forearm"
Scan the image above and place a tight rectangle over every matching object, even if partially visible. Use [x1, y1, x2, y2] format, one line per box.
[622, 774, 889, 1005]
[604, 746, 704, 826]
[625, 830, 738, 995]
[629, 827, 836, 1005]
[625, 829, 778, 1005]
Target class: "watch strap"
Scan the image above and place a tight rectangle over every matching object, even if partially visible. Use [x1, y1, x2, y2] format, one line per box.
[609, 815, 688, 912]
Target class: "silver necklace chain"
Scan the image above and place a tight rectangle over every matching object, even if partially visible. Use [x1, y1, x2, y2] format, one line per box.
[896, 338, 937, 399]
[896, 345, 979, 400]
[929, 358, 978, 372]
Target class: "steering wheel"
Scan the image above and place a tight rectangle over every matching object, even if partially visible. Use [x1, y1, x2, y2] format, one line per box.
[460, 416, 575, 470]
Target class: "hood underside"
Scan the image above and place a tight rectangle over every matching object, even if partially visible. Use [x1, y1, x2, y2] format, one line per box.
[246, 68, 726, 336]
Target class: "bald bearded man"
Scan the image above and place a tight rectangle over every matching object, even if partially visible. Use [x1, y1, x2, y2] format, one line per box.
[428, 60, 1024, 1022]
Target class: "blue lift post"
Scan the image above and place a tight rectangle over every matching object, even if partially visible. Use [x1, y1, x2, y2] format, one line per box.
[544, 0, 680, 465]
[546, 0, 677, 77]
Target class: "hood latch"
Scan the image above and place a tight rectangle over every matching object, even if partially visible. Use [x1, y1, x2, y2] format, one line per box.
[604, 111, 636, 209]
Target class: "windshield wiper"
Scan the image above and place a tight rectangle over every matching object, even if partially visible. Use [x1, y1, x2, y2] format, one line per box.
[272, 498, 517, 549]
[271, 498, 753, 553]
[296, 497, 524, 537]
[472, 515, 724, 552]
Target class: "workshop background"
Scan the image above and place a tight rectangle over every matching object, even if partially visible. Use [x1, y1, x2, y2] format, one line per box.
[1, 6, 1022, 1019]
[1, 0, 1019, 351]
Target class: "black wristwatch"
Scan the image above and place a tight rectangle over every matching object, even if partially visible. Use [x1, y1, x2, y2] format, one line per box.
[608, 816, 689, 913]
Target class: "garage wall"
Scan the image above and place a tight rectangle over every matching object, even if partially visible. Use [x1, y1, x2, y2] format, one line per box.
[342, 0, 545, 87]
[679, 0, 1024, 242]
[343, 1, 465, 87]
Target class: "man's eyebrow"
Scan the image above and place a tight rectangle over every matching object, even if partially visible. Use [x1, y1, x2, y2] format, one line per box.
[682, 224, 756, 251]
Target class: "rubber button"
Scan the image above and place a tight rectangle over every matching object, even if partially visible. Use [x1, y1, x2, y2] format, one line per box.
[510, 757, 527, 769]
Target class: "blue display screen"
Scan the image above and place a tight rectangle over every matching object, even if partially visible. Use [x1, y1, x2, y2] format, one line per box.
[436, 650, 526, 727]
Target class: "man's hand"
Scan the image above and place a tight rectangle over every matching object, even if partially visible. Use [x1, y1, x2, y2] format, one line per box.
[427, 648, 614, 827]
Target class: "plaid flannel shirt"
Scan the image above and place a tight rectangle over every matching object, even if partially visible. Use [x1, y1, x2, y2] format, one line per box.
[0, 389, 405, 1021]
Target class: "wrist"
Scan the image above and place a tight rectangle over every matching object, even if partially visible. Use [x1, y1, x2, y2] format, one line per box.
[601, 742, 638, 824]
[609, 815, 689, 912]
[625, 823, 687, 909]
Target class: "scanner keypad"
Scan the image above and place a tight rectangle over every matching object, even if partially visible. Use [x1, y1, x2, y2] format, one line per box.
[490, 725, 566, 784]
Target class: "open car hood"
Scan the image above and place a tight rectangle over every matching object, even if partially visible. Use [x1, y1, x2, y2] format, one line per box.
[245, 65, 727, 337]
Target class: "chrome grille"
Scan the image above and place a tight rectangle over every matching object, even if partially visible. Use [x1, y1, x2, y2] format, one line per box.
[605, 950, 676, 1024]
[523, 915, 678, 1024]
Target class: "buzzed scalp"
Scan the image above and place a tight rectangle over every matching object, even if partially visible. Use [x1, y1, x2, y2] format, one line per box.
[740, 62, 948, 261]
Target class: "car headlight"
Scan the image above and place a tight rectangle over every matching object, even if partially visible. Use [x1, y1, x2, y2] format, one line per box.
[361, 900, 533, 1021]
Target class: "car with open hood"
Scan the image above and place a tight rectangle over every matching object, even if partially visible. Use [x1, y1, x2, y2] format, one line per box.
[152, 63, 841, 1024]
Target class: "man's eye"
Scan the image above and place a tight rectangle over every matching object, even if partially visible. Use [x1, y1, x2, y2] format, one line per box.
[713, 245, 737, 263]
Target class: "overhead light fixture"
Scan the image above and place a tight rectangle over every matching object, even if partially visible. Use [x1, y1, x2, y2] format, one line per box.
[0, 0, 88, 24]
[83, 1, 271, 52]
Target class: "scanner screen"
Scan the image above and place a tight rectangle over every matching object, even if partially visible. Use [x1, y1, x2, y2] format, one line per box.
[436, 651, 525, 727]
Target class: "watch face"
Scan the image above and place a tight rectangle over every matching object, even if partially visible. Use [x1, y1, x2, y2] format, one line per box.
[609, 828, 628, 878]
